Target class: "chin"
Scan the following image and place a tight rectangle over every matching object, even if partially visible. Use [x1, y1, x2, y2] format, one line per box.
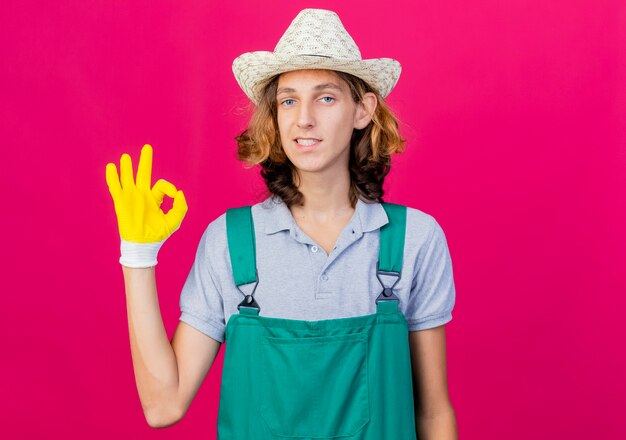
[293, 165, 325, 174]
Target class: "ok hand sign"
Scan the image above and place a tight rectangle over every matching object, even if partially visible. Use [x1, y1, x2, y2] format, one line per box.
[106, 144, 188, 267]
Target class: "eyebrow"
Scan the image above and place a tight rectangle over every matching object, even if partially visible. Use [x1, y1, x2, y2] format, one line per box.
[276, 82, 344, 96]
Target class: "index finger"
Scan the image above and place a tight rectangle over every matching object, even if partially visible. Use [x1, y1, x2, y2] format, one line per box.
[136, 144, 153, 191]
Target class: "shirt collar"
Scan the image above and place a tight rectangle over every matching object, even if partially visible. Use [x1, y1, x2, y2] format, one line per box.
[261, 195, 389, 235]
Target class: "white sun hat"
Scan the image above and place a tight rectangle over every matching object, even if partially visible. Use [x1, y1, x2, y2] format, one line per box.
[232, 8, 402, 105]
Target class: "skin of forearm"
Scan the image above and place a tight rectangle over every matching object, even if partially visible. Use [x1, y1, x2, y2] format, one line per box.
[415, 407, 458, 440]
[123, 266, 180, 425]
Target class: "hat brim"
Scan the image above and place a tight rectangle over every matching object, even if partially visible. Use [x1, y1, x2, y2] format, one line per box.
[232, 52, 401, 104]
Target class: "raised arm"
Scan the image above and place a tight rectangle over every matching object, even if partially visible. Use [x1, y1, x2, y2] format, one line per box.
[123, 266, 221, 427]
[106, 144, 220, 427]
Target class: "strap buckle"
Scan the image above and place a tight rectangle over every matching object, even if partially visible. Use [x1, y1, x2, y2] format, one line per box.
[236, 269, 261, 311]
[375, 261, 401, 304]
[237, 294, 261, 311]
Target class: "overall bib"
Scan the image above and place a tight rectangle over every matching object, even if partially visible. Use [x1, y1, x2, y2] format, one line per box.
[216, 203, 417, 439]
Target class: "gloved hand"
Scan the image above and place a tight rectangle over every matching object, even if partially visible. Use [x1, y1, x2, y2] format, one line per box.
[105, 144, 188, 268]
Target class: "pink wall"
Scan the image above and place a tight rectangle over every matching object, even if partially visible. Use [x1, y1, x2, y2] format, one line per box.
[1, 0, 624, 438]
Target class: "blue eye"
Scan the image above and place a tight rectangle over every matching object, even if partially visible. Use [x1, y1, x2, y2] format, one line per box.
[281, 99, 295, 106]
[321, 97, 334, 103]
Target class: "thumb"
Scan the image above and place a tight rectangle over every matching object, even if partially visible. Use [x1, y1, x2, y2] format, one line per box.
[164, 190, 188, 232]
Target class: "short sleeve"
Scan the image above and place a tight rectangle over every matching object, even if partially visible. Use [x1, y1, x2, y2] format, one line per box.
[406, 217, 456, 331]
[179, 221, 227, 343]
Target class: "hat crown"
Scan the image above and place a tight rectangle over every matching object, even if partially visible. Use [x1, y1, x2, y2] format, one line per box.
[273, 8, 362, 60]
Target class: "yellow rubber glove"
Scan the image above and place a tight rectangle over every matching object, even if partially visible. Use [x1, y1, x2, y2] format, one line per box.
[106, 144, 188, 268]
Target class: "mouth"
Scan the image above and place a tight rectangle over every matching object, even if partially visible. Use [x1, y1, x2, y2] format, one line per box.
[294, 138, 322, 151]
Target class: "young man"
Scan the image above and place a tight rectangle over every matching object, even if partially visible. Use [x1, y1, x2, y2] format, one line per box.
[106, 8, 457, 439]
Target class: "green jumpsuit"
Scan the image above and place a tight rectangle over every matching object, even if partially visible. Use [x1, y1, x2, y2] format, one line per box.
[217, 202, 417, 439]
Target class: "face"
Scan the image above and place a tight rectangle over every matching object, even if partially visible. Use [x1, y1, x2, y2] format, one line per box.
[275, 69, 373, 179]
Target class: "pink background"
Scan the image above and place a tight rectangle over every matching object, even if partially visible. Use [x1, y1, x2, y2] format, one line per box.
[1, 0, 624, 438]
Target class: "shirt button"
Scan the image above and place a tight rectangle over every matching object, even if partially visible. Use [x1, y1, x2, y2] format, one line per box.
[311, 245, 319, 253]
[321, 273, 328, 281]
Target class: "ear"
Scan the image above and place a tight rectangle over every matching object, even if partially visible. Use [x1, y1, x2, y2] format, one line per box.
[353, 92, 378, 130]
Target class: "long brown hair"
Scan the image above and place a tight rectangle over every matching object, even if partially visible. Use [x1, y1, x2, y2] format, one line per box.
[235, 69, 406, 207]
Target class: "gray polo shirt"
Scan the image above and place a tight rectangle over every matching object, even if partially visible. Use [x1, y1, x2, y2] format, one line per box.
[179, 195, 456, 343]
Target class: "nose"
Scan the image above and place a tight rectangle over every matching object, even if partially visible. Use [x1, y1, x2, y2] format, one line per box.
[297, 100, 315, 129]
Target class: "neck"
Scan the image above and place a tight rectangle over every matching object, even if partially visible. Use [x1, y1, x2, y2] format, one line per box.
[290, 167, 354, 216]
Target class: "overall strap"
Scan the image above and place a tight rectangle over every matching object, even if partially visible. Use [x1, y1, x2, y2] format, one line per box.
[226, 206, 260, 313]
[379, 203, 407, 273]
[376, 202, 407, 308]
[225, 202, 408, 312]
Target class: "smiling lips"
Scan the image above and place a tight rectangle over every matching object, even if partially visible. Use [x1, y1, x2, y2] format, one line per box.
[294, 138, 322, 151]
